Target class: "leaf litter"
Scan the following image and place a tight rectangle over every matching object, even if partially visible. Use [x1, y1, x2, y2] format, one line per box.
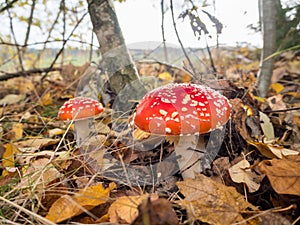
[0, 48, 299, 224]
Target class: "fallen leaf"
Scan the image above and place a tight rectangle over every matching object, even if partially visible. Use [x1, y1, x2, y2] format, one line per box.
[259, 111, 275, 141]
[270, 83, 284, 94]
[0, 94, 25, 105]
[267, 145, 299, 159]
[158, 71, 173, 81]
[5, 77, 34, 94]
[2, 143, 19, 176]
[177, 174, 257, 225]
[40, 91, 53, 106]
[15, 138, 60, 150]
[131, 197, 179, 225]
[12, 123, 23, 140]
[47, 128, 65, 138]
[248, 140, 299, 159]
[17, 158, 62, 192]
[266, 94, 287, 111]
[229, 158, 264, 193]
[108, 194, 158, 224]
[46, 182, 116, 223]
[258, 155, 300, 196]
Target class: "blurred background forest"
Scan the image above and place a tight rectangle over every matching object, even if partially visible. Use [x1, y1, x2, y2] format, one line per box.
[0, 0, 299, 75]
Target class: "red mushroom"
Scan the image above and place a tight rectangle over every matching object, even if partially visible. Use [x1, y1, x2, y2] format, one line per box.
[58, 97, 104, 146]
[133, 83, 231, 178]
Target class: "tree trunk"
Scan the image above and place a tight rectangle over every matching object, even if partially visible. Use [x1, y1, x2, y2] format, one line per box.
[87, 0, 146, 114]
[256, 0, 277, 98]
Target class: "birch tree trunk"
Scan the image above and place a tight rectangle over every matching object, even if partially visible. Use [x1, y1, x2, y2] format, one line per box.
[87, 0, 146, 114]
[256, 0, 277, 98]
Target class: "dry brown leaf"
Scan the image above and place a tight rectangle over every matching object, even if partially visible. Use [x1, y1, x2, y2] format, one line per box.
[0, 94, 25, 105]
[258, 155, 300, 196]
[17, 158, 62, 192]
[131, 197, 179, 225]
[248, 140, 299, 159]
[15, 138, 60, 151]
[267, 145, 299, 159]
[5, 77, 34, 94]
[108, 194, 158, 224]
[177, 174, 257, 225]
[46, 182, 116, 223]
[229, 158, 264, 193]
[266, 94, 287, 111]
[259, 111, 275, 141]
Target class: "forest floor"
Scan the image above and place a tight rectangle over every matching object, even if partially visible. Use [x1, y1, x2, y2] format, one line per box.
[0, 47, 299, 225]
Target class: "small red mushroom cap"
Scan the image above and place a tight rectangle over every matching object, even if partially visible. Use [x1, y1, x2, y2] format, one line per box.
[58, 97, 103, 121]
[134, 83, 231, 135]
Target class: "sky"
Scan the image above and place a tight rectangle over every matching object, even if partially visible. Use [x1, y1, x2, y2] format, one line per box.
[114, 0, 262, 48]
[0, 0, 262, 49]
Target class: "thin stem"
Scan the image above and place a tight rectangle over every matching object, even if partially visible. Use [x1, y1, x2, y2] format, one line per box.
[170, 0, 197, 77]
[22, 0, 36, 54]
[7, 8, 24, 71]
[161, 0, 169, 62]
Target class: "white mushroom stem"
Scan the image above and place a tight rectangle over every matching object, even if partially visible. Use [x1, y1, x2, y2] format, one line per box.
[74, 118, 97, 147]
[172, 135, 205, 179]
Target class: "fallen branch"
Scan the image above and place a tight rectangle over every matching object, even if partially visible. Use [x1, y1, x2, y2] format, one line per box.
[0, 67, 62, 81]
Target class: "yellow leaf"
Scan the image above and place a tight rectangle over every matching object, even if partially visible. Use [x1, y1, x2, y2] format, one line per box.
[41, 92, 52, 106]
[46, 182, 116, 223]
[158, 71, 173, 81]
[270, 83, 284, 94]
[253, 95, 266, 103]
[48, 128, 65, 138]
[285, 91, 300, 98]
[12, 123, 23, 140]
[2, 143, 19, 176]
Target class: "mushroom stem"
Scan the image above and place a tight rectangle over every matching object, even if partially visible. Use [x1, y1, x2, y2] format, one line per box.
[173, 135, 205, 179]
[74, 118, 97, 147]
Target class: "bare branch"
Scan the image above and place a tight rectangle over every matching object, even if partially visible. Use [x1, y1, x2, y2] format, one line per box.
[0, 67, 62, 81]
[170, 0, 198, 79]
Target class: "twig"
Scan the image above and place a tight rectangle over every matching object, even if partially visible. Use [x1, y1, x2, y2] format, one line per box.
[41, 11, 88, 82]
[0, 67, 62, 81]
[23, 0, 36, 54]
[169, 0, 198, 78]
[263, 107, 300, 113]
[0, 39, 98, 48]
[204, 36, 217, 75]
[32, 0, 64, 66]
[7, 8, 24, 71]
[161, 0, 169, 62]
[0, 0, 18, 13]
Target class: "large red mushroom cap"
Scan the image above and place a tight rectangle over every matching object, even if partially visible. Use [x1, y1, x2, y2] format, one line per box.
[134, 83, 231, 135]
[58, 97, 103, 121]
